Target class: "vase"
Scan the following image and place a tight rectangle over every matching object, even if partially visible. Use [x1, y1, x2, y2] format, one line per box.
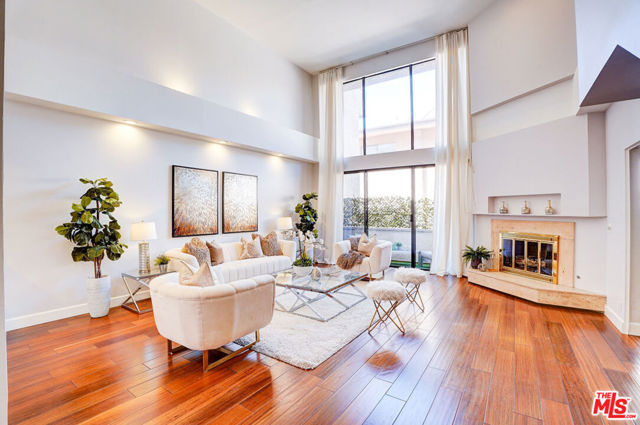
[499, 201, 509, 214]
[159, 264, 168, 273]
[293, 265, 312, 276]
[87, 275, 111, 318]
[521, 201, 531, 214]
[311, 266, 322, 281]
[545, 200, 555, 215]
[471, 259, 482, 269]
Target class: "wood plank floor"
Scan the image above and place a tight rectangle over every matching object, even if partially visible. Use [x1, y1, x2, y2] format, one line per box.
[7, 275, 640, 424]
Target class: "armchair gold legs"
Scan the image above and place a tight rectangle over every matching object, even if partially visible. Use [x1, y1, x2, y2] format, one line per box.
[167, 330, 261, 372]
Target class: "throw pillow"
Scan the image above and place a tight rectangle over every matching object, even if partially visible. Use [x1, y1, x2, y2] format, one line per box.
[349, 235, 360, 251]
[240, 237, 263, 259]
[358, 233, 377, 256]
[181, 263, 217, 287]
[206, 240, 225, 265]
[252, 231, 283, 256]
[184, 237, 211, 267]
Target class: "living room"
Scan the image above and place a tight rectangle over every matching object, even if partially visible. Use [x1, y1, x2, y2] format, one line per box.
[1, 0, 640, 423]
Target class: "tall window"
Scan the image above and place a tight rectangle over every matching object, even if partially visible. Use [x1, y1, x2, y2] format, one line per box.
[343, 60, 436, 157]
[343, 166, 435, 270]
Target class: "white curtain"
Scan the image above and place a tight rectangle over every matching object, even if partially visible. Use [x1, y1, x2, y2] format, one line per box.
[430, 29, 473, 277]
[317, 68, 344, 262]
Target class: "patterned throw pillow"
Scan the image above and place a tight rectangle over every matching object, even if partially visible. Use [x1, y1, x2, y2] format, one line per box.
[240, 237, 263, 259]
[206, 240, 225, 265]
[181, 263, 217, 287]
[349, 235, 360, 251]
[184, 237, 211, 267]
[252, 232, 283, 256]
[358, 233, 377, 256]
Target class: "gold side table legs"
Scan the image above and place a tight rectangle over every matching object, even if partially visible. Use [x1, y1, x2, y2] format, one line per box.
[368, 300, 405, 334]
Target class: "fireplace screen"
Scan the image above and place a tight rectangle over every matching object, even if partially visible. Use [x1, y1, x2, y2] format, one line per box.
[499, 232, 559, 284]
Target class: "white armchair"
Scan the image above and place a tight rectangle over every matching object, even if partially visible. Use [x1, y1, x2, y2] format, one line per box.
[333, 240, 393, 279]
[150, 272, 275, 371]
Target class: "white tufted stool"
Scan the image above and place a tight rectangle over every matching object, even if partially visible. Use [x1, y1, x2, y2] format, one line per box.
[366, 280, 406, 334]
[394, 268, 427, 312]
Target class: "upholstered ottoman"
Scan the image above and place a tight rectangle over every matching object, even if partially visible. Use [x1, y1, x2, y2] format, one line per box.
[366, 280, 406, 334]
[394, 268, 427, 312]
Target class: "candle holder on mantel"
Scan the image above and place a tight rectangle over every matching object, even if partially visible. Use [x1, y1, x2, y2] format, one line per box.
[521, 201, 531, 215]
[545, 200, 555, 215]
[498, 201, 509, 214]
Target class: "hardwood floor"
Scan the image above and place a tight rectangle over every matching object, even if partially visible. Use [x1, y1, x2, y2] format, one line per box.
[7, 276, 640, 424]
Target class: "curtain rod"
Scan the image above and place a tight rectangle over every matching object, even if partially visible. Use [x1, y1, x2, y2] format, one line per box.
[316, 26, 467, 75]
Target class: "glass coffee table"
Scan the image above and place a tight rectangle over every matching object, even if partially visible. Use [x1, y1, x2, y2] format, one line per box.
[273, 267, 368, 322]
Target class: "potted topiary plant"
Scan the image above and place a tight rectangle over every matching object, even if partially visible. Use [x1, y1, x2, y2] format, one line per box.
[293, 231, 314, 276]
[462, 245, 492, 269]
[295, 192, 318, 238]
[155, 255, 170, 273]
[55, 178, 127, 318]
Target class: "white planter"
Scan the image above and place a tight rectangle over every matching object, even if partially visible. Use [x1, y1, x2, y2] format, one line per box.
[293, 265, 312, 277]
[87, 275, 111, 318]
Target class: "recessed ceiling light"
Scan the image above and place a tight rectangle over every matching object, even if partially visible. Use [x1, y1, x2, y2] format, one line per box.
[123, 120, 136, 125]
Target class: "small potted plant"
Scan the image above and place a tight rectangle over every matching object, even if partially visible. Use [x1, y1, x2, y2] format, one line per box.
[155, 255, 170, 273]
[462, 245, 492, 269]
[293, 254, 313, 276]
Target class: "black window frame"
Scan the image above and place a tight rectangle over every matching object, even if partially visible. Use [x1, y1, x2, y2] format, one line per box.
[343, 59, 434, 157]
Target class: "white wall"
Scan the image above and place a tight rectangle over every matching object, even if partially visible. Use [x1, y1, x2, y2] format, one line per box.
[3, 100, 317, 330]
[574, 0, 640, 104]
[468, 0, 577, 114]
[629, 146, 640, 324]
[468, 0, 611, 311]
[7, 0, 314, 137]
[604, 98, 640, 332]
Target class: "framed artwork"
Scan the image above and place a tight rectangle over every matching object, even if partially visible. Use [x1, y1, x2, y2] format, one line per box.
[172, 165, 218, 237]
[222, 172, 258, 233]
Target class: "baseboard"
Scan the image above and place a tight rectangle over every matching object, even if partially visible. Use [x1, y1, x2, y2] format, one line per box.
[628, 322, 640, 336]
[5, 290, 151, 331]
[604, 304, 628, 334]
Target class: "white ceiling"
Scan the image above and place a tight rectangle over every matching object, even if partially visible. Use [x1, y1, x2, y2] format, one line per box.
[194, 0, 497, 73]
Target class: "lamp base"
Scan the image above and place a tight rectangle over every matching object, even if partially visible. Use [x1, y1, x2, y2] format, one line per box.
[138, 241, 150, 275]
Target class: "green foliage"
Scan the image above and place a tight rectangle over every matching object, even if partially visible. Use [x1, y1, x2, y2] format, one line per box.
[293, 255, 313, 267]
[55, 178, 127, 278]
[461, 245, 492, 267]
[295, 192, 318, 238]
[343, 196, 434, 229]
[155, 255, 170, 266]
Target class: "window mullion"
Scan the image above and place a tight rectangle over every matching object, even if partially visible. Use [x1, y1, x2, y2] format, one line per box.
[409, 65, 415, 151]
[361, 77, 366, 156]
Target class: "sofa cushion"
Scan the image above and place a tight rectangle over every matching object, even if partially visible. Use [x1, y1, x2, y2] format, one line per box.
[240, 237, 263, 259]
[252, 231, 283, 256]
[206, 240, 225, 265]
[183, 238, 211, 266]
[358, 233, 377, 256]
[181, 263, 218, 287]
[213, 255, 291, 284]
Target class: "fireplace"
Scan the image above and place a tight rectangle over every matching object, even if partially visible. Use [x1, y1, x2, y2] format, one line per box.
[499, 231, 558, 284]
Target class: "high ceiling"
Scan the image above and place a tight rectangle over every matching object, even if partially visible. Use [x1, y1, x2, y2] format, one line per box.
[194, 0, 497, 73]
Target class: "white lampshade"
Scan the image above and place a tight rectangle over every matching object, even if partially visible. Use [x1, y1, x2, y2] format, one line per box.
[276, 217, 293, 230]
[130, 221, 157, 241]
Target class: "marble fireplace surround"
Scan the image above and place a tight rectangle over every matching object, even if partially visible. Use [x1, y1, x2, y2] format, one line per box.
[491, 219, 575, 287]
[468, 219, 606, 312]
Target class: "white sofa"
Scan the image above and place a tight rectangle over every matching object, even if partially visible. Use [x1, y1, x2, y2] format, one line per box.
[164, 239, 296, 284]
[333, 239, 393, 278]
[150, 272, 275, 371]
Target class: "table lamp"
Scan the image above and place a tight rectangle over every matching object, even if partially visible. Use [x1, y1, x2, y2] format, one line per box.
[276, 217, 294, 240]
[130, 221, 157, 274]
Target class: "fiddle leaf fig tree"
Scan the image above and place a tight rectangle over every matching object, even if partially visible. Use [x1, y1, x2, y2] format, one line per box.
[55, 178, 127, 279]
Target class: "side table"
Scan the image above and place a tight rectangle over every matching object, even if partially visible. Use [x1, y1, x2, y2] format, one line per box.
[121, 269, 172, 314]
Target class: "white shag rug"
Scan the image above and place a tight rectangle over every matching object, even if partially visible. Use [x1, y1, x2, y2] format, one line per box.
[237, 283, 374, 369]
